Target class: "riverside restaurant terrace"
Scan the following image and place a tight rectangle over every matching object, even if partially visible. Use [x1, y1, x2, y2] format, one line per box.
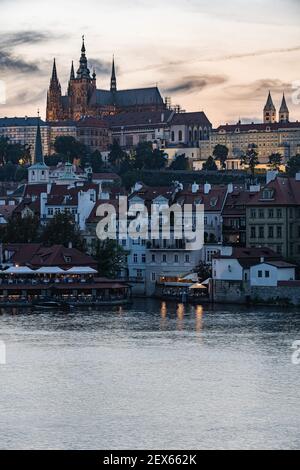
[0, 266, 131, 306]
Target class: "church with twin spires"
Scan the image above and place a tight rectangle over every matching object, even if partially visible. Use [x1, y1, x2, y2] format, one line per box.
[46, 37, 166, 122]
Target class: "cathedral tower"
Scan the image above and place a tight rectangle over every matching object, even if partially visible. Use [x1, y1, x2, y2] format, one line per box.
[68, 36, 97, 120]
[46, 59, 63, 121]
[279, 93, 289, 123]
[263, 91, 276, 124]
[28, 117, 49, 185]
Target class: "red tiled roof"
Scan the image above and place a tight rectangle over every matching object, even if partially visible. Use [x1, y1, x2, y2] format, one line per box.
[215, 121, 300, 133]
[2, 244, 97, 269]
[246, 178, 300, 206]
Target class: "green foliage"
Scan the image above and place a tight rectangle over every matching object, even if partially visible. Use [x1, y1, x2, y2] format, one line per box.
[287, 154, 300, 177]
[108, 140, 129, 170]
[133, 142, 167, 170]
[40, 212, 83, 248]
[268, 153, 282, 171]
[44, 154, 64, 166]
[54, 136, 88, 162]
[90, 150, 103, 173]
[196, 261, 212, 282]
[94, 239, 127, 278]
[240, 143, 259, 176]
[202, 156, 218, 171]
[169, 154, 190, 171]
[0, 136, 31, 165]
[0, 214, 40, 243]
[213, 144, 229, 169]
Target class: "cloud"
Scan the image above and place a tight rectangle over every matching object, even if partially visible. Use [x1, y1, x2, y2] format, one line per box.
[89, 58, 112, 76]
[226, 79, 292, 101]
[0, 51, 39, 73]
[0, 30, 65, 74]
[213, 46, 300, 62]
[164, 74, 227, 94]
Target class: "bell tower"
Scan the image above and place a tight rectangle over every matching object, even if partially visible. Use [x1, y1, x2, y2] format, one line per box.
[68, 36, 96, 120]
[263, 91, 276, 124]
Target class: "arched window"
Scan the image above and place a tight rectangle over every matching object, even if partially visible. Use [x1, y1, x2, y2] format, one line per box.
[178, 130, 183, 141]
[194, 129, 198, 141]
[171, 131, 175, 142]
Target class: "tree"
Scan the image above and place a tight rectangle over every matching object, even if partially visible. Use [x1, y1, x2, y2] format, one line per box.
[213, 144, 229, 169]
[0, 137, 31, 165]
[108, 140, 128, 170]
[144, 148, 167, 170]
[90, 150, 103, 173]
[94, 239, 127, 278]
[287, 154, 300, 177]
[133, 142, 153, 170]
[45, 154, 64, 167]
[0, 215, 40, 243]
[169, 154, 190, 171]
[269, 153, 282, 171]
[196, 261, 212, 282]
[40, 212, 83, 248]
[240, 144, 259, 177]
[0, 136, 9, 165]
[54, 136, 88, 162]
[202, 156, 218, 171]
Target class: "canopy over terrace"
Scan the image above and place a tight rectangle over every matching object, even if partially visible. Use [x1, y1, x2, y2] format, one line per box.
[1, 267, 35, 275]
[66, 267, 98, 274]
[36, 267, 65, 274]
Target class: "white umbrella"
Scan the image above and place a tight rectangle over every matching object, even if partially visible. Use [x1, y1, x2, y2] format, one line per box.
[66, 267, 98, 274]
[189, 283, 207, 290]
[36, 267, 65, 274]
[4, 266, 34, 274]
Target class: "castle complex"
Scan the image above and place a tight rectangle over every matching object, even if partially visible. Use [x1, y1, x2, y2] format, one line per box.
[46, 37, 165, 121]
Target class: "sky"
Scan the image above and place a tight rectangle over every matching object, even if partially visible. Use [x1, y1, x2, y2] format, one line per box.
[0, 0, 299, 126]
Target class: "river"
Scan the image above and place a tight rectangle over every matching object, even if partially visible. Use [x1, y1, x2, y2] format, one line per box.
[0, 299, 299, 450]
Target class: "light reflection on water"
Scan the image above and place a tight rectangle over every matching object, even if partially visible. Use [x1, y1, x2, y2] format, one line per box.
[0, 299, 300, 450]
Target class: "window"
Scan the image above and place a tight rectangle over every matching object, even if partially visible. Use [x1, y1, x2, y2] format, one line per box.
[268, 226, 274, 239]
[250, 226, 256, 239]
[171, 131, 175, 142]
[162, 254, 167, 263]
[258, 270, 263, 278]
[151, 254, 156, 263]
[250, 209, 256, 219]
[133, 254, 138, 263]
[268, 209, 274, 219]
[141, 254, 146, 263]
[185, 254, 190, 263]
[259, 226, 264, 238]
[277, 209, 282, 219]
[174, 254, 179, 263]
[259, 209, 265, 219]
[265, 270, 270, 278]
[151, 273, 156, 282]
[178, 130, 183, 141]
[277, 226, 282, 238]
[136, 269, 143, 279]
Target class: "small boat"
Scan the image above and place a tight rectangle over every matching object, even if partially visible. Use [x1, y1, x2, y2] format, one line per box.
[31, 300, 71, 311]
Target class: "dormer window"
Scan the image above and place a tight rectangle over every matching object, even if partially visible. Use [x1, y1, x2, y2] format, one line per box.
[262, 189, 274, 200]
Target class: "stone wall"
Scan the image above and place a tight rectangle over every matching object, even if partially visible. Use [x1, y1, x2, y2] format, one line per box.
[213, 280, 300, 306]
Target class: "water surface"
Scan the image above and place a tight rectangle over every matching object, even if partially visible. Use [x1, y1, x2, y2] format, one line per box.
[0, 299, 299, 450]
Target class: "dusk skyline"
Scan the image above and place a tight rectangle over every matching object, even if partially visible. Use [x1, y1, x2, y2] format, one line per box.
[0, 0, 300, 125]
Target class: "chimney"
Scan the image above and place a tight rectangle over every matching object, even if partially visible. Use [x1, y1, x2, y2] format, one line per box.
[266, 170, 278, 185]
[260, 257, 265, 263]
[68, 242, 73, 249]
[204, 182, 211, 194]
[161, 113, 165, 122]
[192, 182, 199, 194]
[227, 183, 234, 194]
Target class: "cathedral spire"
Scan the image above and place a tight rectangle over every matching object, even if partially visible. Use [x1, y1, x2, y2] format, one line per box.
[263, 91, 276, 124]
[70, 61, 75, 80]
[279, 92, 289, 123]
[110, 55, 117, 92]
[34, 116, 44, 165]
[77, 35, 90, 78]
[51, 58, 59, 85]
